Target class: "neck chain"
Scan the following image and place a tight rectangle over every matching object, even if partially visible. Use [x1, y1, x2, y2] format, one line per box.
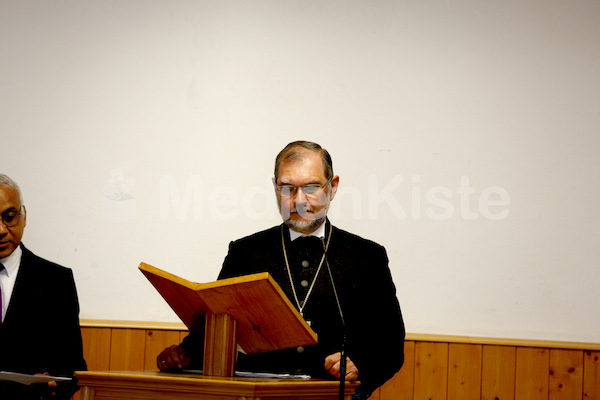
[281, 225, 332, 317]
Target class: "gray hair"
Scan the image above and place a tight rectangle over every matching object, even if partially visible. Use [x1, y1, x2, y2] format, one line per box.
[274, 141, 334, 182]
[0, 174, 23, 205]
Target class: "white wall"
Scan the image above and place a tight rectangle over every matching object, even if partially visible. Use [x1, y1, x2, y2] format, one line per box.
[1, 0, 599, 343]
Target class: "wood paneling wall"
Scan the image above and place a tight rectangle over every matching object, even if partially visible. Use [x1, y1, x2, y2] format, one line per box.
[73, 320, 600, 400]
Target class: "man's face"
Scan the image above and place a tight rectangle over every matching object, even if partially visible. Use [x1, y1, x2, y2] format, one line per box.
[0, 186, 26, 259]
[274, 151, 338, 234]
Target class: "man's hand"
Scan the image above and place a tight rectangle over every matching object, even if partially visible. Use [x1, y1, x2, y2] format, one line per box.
[32, 373, 58, 396]
[324, 353, 359, 381]
[157, 345, 192, 371]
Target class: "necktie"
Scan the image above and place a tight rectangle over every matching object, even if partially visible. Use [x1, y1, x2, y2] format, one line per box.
[0, 262, 4, 327]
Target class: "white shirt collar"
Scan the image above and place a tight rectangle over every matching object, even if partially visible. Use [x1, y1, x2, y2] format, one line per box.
[0, 245, 22, 323]
[289, 223, 326, 242]
[0, 244, 22, 277]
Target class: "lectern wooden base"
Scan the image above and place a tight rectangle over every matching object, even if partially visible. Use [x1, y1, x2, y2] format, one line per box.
[203, 312, 237, 377]
[76, 370, 359, 400]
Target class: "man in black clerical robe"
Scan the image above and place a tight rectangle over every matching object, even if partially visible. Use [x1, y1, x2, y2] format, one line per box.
[157, 141, 405, 399]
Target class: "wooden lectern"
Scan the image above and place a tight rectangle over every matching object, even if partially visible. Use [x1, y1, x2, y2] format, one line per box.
[139, 262, 318, 377]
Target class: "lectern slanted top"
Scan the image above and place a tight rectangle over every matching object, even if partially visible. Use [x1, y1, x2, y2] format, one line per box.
[139, 262, 317, 356]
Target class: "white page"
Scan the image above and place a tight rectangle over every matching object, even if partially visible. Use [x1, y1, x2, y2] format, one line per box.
[0, 371, 72, 385]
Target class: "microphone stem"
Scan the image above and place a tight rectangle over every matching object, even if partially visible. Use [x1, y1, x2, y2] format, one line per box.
[321, 237, 347, 400]
[339, 334, 347, 400]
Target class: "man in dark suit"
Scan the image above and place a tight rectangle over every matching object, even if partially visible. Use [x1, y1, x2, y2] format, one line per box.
[157, 141, 405, 399]
[0, 174, 86, 400]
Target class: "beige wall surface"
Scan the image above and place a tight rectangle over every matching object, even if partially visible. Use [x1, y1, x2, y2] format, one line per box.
[1, 0, 599, 343]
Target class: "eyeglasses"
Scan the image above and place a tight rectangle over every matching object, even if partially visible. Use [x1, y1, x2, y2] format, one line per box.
[1, 206, 24, 227]
[276, 178, 332, 198]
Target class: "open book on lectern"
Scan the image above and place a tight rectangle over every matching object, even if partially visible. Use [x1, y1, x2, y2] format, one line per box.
[139, 262, 318, 355]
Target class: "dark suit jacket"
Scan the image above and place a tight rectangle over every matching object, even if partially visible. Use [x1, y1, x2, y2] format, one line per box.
[0, 244, 87, 400]
[182, 221, 405, 398]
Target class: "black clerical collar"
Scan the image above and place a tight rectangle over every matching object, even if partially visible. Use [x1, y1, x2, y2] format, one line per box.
[288, 223, 326, 242]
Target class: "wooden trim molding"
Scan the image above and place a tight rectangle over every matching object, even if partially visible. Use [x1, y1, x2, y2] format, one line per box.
[405, 332, 600, 351]
[80, 319, 186, 331]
